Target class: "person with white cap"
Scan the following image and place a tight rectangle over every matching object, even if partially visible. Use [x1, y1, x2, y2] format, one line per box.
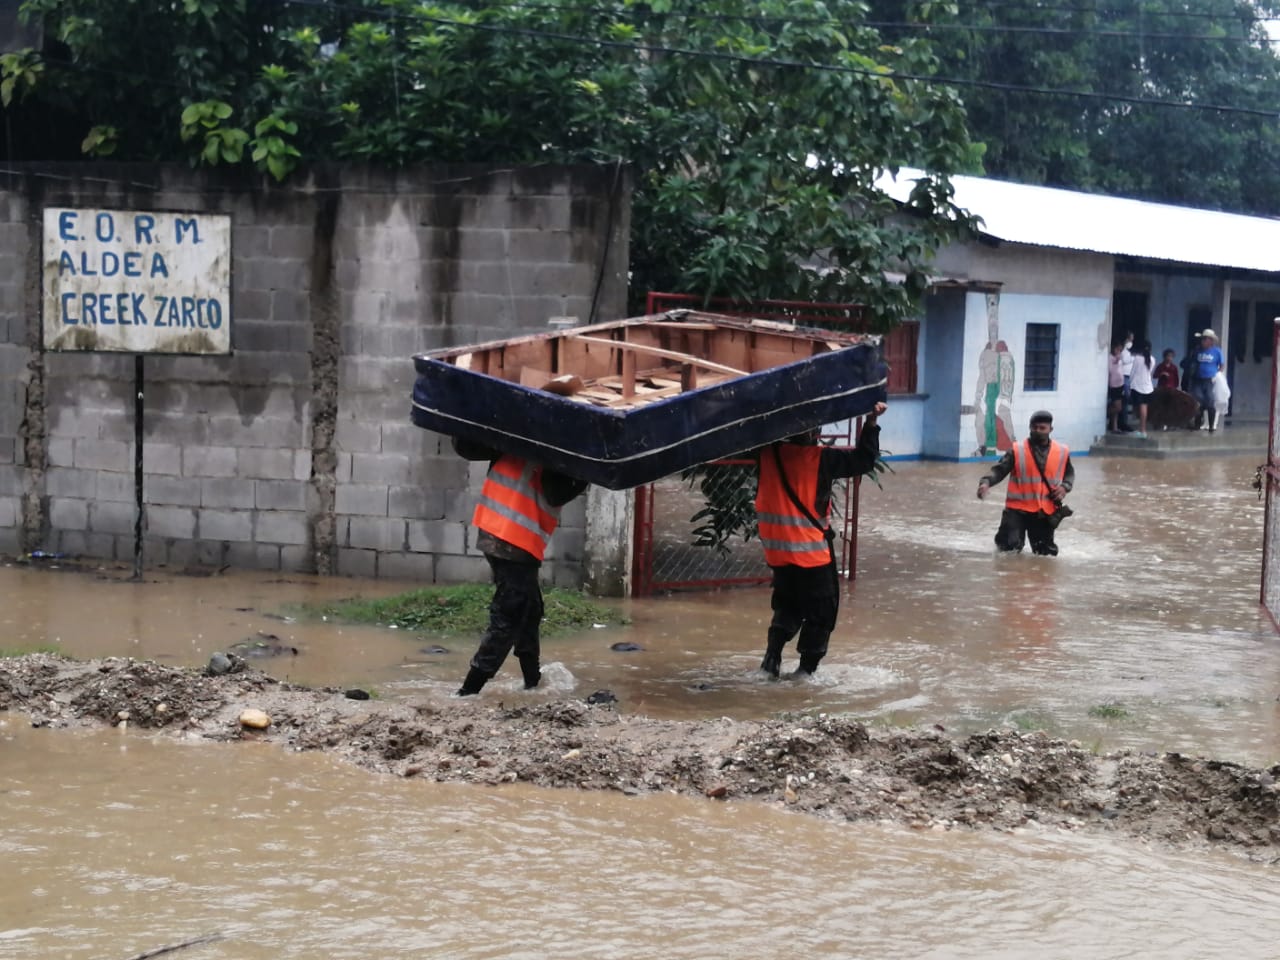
[1191, 330, 1224, 431]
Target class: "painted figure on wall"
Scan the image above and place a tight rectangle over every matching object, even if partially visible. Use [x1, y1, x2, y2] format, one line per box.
[974, 292, 1016, 457]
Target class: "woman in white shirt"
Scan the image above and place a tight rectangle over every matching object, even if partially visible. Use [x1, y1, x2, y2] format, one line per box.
[1128, 340, 1155, 438]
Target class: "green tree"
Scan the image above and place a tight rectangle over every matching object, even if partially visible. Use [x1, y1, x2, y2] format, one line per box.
[868, 0, 1280, 215]
[5, 0, 984, 322]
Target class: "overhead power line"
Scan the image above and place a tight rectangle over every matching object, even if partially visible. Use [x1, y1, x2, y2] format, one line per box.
[274, 0, 1280, 118]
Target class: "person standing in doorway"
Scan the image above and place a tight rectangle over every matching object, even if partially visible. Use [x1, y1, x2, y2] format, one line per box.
[977, 410, 1074, 556]
[1154, 349, 1180, 391]
[1119, 331, 1136, 430]
[1107, 342, 1126, 435]
[1191, 330, 1224, 431]
[452, 439, 587, 696]
[755, 402, 886, 680]
[1128, 340, 1155, 438]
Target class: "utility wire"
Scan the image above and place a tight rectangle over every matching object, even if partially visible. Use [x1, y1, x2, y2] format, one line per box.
[264, 0, 1280, 36]
[273, 0, 1280, 117]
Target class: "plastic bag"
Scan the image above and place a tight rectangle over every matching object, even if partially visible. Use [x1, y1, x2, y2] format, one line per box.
[1212, 370, 1231, 406]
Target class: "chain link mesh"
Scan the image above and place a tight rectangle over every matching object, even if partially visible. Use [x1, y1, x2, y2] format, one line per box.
[644, 460, 856, 592]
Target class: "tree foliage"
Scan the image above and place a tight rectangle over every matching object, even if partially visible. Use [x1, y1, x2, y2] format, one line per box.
[4, 0, 984, 323]
[868, 0, 1280, 216]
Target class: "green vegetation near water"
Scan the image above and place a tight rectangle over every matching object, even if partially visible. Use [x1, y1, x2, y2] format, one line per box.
[296, 584, 621, 637]
[0, 644, 60, 658]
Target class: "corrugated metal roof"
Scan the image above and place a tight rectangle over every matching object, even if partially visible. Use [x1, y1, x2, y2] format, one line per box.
[877, 168, 1280, 274]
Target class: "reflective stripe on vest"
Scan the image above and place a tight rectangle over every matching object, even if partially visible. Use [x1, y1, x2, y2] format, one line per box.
[472, 455, 561, 561]
[754, 444, 831, 568]
[1005, 440, 1068, 514]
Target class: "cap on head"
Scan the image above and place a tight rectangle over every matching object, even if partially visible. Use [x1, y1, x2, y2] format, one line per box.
[1029, 410, 1053, 427]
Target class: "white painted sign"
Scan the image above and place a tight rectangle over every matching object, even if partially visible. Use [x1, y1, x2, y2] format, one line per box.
[42, 208, 232, 354]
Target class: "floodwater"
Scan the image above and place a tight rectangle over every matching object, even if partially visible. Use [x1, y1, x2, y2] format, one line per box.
[3, 454, 1280, 955]
[5, 720, 1280, 960]
[2, 455, 1275, 760]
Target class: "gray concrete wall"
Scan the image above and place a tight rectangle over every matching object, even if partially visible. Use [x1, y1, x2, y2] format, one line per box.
[0, 164, 631, 588]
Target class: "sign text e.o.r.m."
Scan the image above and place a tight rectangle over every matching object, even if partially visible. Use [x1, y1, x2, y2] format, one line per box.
[41, 208, 232, 355]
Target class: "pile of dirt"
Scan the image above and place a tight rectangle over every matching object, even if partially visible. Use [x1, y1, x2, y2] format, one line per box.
[3, 653, 1279, 859]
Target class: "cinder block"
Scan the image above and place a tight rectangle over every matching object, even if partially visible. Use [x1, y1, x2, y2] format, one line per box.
[44, 467, 96, 499]
[351, 453, 412, 486]
[53, 528, 86, 557]
[255, 510, 309, 545]
[233, 289, 272, 322]
[269, 225, 314, 260]
[376, 551, 435, 583]
[225, 541, 282, 571]
[409, 455, 469, 488]
[406, 519, 467, 555]
[89, 499, 138, 535]
[49, 408, 102, 441]
[43, 437, 70, 468]
[270, 289, 309, 325]
[388, 484, 445, 521]
[74, 438, 131, 472]
[234, 319, 311, 354]
[0, 496, 14, 527]
[545, 528, 584, 563]
[255, 480, 306, 511]
[280, 544, 312, 572]
[334, 452, 352, 484]
[231, 224, 271, 258]
[0, 464, 19, 497]
[141, 442, 181, 476]
[183, 445, 238, 478]
[335, 417, 383, 453]
[201, 477, 257, 509]
[336, 547, 378, 578]
[347, 516, 406, 551]
[97, 470, 137, 503]
[444, 488, 476, 522]
[546, 560, 585, 589]
[198, 508, 253, 542]
[145, 475, 202, 507]
[433, 553, 490, 585]
[293, 450, 313, 481]
[381, 422, 438, 457]
[146, 505, 197, 539]
[508, 229, 574, 262]
[335, 483, 388, 516]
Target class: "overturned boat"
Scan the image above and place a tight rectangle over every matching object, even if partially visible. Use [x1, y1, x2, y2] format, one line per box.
[409, 310, 887, 490]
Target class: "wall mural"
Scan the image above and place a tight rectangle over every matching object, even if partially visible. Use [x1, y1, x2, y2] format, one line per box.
[973, 292, 1015, 457]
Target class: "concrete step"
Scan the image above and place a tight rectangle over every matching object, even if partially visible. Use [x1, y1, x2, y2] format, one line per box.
[1088, 425, 1269, 459]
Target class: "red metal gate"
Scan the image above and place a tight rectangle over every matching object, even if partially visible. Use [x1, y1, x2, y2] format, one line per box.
[631, 293, 877, 597]
[1260, 318, 1280, 627]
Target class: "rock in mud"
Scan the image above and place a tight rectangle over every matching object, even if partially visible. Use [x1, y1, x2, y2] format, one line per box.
[418, 645, 450, 655]
[610, 642, 643, 652]
[238, 708, 272, 729]
[585, 690, 618, 706]
[231, 634, 299, 658]
[344, 689, 372, 701]
[205, 652, 247, 676]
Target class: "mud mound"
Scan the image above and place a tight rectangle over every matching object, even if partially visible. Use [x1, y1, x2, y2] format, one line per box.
[2, 654, 1278, 859]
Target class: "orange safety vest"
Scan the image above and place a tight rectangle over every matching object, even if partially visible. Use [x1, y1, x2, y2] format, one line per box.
[472, 455, 561, 561]
[1005, 440, 1068, 515]
[755, 444, 832, 568]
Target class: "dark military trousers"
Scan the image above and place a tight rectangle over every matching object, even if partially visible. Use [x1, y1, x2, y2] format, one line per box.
[994, 508, 1058, 556]
[469, 555, 544, 683]
[764, 561, 840, 673]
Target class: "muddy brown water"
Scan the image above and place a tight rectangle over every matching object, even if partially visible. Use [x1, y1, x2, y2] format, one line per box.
[3, 455, 1279, 955]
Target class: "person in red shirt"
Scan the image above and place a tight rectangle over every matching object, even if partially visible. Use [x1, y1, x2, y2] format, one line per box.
[1153, 349, 1180, 391]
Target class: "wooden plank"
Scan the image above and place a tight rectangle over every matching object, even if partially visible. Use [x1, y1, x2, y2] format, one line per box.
[566, 334, 748, 377]
[621, 349, 637, 399]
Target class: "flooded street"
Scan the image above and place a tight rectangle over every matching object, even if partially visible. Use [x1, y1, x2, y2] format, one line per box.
[5, 719, 1280, 960]
[3, 453, 1279, 955]
[2, 455, 1274, 761]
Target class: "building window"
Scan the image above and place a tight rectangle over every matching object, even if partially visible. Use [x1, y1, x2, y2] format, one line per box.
[1024, 323, 1059, 391]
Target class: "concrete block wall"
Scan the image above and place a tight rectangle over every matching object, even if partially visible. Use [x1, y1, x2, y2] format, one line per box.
[0, 163, 630, 586]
